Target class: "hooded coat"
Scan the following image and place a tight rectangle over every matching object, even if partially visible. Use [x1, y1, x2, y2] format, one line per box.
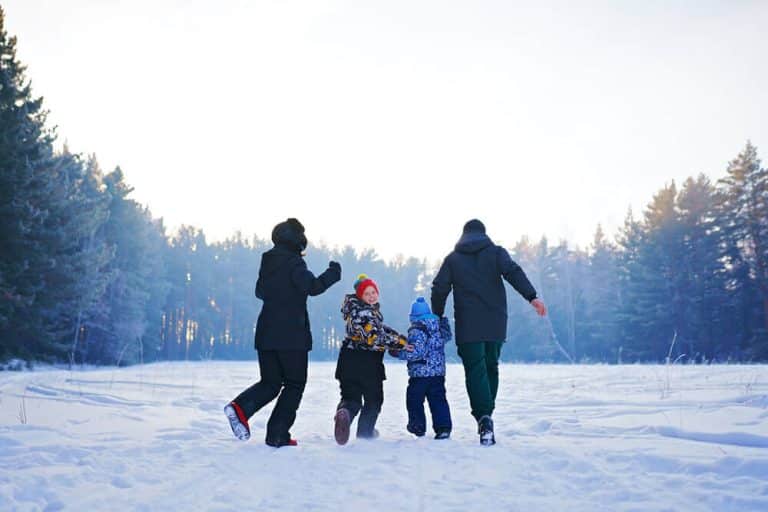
[431, 227, 537, 344]
[399, 315, 452, 378]
[253, 219, 341, 351]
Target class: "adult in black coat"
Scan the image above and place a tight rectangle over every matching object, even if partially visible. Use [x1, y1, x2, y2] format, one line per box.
[225, 218, 341, 447]
[431, 219, 547, 445]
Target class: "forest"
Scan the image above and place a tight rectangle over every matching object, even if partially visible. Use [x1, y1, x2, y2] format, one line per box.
[1, 8, 766, 366]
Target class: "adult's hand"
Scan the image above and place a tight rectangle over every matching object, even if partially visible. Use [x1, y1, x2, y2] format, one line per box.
[327, 261, 341, 281]
[531, 298, 547, 317]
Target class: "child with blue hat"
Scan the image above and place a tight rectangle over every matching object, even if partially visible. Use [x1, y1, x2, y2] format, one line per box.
[394, 296, 453, 439]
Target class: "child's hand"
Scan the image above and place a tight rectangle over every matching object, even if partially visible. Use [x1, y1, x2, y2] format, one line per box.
[404, 344, 415, 352]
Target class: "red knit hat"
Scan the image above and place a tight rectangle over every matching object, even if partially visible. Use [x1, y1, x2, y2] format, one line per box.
[353, 274, 379, 299]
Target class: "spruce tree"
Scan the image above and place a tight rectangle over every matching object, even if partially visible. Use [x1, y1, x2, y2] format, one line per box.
[616, 208, 651, 360]
[676, 175, 727, 360]
[633, 183, 685, 360]
[46, 150, 111, 363]
[84, 168, 168, 365]
[0, 7, 54, 358]
[583, 225, 620, 361]
[0, 10, 111, 360]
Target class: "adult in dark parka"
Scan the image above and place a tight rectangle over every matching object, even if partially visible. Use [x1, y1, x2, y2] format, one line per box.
[431, 219, 547, 445]
[224, 218, 341, 447]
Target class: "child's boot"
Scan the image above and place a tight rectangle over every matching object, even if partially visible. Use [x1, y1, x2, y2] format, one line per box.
[334, 408, 351, 445]
[434, 427, 451, 440]
[358, 428, 380, 440]
[407, 423, 426, 437]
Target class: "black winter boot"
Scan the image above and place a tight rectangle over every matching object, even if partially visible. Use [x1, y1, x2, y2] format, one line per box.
[265, 436, 298, 447]
[358, 428, 380, 440]
[407, 424, 426, 437]
[434, 427, 451, 440]
[478, 415, 495, 446]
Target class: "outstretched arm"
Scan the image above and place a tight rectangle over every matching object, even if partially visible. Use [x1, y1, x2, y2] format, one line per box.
[438, 317, 452, 344]
[399, 328, 428, 361]
[497, 247, 547, 316]
[345, 314, 407, 350]
[380, 324, 408, 349]
[497, 247, 537, 301]
[292, 260, 341, 296]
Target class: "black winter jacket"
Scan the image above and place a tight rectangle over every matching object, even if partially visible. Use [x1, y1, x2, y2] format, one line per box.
[253, 230, 340, 351]
[431, 232, 537, 344]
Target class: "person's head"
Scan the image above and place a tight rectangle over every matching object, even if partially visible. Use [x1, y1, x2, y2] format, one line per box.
[409, 297, 432, 323]
[271, 218, 308, 253]
[463, 219, 486, 234]
[354, 274, 379, 305]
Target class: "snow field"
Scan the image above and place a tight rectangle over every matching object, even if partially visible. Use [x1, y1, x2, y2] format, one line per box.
[1, 362, 767, 512]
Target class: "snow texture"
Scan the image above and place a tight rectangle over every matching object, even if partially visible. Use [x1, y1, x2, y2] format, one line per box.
[1, 362, 767, 511]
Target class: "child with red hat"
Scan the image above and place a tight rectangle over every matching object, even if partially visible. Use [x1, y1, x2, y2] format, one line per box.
[333, 274, 412, 444]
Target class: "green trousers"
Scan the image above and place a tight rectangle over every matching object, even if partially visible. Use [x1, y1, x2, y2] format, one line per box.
[456, 341, 503, 421]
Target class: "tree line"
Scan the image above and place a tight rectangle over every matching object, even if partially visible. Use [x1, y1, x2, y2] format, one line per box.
[1, 9, 766, 366]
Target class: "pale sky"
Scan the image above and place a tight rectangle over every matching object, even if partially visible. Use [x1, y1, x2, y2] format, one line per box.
[4, 0, 767, 262]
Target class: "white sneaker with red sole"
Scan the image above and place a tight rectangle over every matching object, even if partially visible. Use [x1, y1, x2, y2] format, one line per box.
[224, 402, 250, 441]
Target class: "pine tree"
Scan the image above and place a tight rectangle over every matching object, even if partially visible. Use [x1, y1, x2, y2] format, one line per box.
[716, 142, 768, 358]
[628, 183, 685, 360]
[163, 225, 214, 361]
[207, 233, 262, 360]
[675, 175, 728, 360]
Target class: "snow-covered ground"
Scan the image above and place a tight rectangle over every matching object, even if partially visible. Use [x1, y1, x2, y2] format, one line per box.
[1, 362, 767, 512]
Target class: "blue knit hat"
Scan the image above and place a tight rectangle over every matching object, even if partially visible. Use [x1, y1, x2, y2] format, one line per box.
[409, 297, 432, 322]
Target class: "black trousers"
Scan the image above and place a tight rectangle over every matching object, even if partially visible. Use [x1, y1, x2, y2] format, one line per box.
[338, 378, 384, 438]
[233, 349, 308, 443]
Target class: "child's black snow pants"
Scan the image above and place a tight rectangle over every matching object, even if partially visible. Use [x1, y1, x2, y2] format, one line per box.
[335, 348, 385, 438]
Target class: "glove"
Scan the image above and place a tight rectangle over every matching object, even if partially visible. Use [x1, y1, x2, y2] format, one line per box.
[327, 261, 341, 281]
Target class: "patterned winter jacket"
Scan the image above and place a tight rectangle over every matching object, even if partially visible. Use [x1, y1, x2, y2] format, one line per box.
[341, 294, 407, 352]
[398, 315, 452, 378]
